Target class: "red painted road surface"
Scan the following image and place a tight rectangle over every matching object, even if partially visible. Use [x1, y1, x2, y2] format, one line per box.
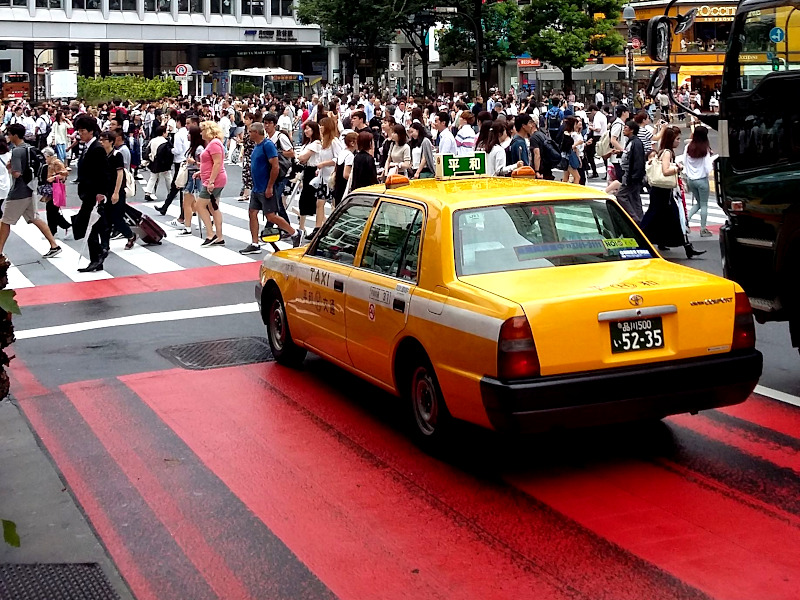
[8, 268, 800, 600]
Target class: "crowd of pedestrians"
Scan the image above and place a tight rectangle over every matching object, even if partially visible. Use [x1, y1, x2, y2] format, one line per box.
[0, 81, 714, 269]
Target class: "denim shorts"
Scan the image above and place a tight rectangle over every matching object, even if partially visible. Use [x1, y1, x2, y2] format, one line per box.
[185, 175, 201, 195]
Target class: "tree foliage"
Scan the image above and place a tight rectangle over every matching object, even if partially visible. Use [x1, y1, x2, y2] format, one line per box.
[522, 0, 625, 89]
[297, 0, 398, 81]
[436, 0, 524, 72]
[77, 76, 179, 104]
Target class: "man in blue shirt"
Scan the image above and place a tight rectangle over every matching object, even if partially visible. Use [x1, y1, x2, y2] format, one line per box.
[239, 122, 301, 254]
[508, 114, 532, 166]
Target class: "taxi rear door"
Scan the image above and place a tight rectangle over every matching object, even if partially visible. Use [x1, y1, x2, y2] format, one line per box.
[291, 198, 376, 364]
[346, 199, 425, 385]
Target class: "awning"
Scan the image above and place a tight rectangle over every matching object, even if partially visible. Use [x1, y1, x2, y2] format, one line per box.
[677, 65, 724, 80]
[306, 75, 323, 86]
[530, 64, 626, 81]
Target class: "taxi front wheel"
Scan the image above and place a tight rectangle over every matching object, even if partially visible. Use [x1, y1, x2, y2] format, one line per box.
[409, 359, 452, 445]
[265, 291, 307, 367]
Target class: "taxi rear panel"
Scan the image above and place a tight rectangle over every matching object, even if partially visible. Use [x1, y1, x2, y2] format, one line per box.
[460, 260, 739, 376]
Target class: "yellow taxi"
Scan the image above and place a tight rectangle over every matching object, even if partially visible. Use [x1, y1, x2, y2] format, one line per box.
[256, 153, 763, 444]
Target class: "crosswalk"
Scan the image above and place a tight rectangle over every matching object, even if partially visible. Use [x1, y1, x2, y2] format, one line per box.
[2, 195, 303, 289]
[2, 170, 727, 290]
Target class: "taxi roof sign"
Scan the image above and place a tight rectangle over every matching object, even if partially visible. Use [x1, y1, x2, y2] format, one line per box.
[435, 152, 488, 180]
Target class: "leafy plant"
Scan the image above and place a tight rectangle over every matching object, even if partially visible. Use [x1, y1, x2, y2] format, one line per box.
[77, 75, 180, 105]
[522, 0, 625, 93]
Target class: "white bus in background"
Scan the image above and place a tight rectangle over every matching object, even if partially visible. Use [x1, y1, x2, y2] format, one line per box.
[212, 68, 306, 98]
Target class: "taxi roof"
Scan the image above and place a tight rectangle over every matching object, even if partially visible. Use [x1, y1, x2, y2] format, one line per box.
[357, 177, 611, 212]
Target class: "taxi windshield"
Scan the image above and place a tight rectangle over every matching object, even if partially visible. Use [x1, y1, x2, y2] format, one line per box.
[454, 199, 653, 276]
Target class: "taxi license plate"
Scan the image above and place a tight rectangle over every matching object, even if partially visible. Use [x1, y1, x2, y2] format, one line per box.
[610, 317, 664, 354]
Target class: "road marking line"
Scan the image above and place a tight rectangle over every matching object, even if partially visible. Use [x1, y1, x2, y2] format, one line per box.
[754, 385, 800, 408]
[11, 224, 113, 283]
[7, 263, 35, 289]
[107, 237, 185, 274]
[15, 302, 259, 340]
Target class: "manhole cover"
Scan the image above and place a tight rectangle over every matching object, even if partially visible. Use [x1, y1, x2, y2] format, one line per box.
[0, 563, 120, 600]
[157, 337, 273, 370]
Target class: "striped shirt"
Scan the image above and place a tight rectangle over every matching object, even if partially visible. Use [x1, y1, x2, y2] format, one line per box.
[455, 125, 476, 156]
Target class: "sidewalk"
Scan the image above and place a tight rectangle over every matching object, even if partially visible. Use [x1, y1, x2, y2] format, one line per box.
[0, 397, 134, 599]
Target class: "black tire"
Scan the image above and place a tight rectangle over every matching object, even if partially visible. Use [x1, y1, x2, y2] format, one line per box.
[264, 290, 306, 367]
[407, 356, 452, 448]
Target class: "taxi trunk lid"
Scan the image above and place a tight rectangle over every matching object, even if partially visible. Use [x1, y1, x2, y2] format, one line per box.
[460, 260, 739, 376]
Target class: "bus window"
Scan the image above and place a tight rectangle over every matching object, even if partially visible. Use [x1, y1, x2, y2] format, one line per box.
[2, 73, 29, 84]
[231, 74, 263, 96]
[732, 6, 800, 92]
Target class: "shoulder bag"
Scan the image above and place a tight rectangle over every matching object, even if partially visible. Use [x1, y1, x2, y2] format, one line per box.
[646, 150, 678, 189]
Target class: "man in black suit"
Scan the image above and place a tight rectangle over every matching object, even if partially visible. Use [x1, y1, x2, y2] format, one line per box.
[71, 115, 106, 240]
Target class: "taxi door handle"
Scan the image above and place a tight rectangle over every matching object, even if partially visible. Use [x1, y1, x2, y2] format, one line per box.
[393, 298, 406, 313]
[334, 280, 344, 292]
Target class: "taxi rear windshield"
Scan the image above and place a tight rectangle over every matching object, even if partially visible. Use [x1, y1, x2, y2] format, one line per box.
[454, 199, 653, 276]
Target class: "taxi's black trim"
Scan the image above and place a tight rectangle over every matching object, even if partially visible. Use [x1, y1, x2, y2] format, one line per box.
[480, 349, 763, 433]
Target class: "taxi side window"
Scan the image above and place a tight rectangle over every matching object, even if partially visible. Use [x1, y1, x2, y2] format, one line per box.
[360, 202, 422, 282]
[310, 203, 374, 265]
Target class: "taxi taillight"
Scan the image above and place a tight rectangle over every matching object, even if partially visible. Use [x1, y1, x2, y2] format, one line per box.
[732, 292, 756, 350]
[497, 316, 540, 380]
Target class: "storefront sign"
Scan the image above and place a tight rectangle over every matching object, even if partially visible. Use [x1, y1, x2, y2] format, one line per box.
[517, 58, 541, 68]
[696, 5, 736, 22]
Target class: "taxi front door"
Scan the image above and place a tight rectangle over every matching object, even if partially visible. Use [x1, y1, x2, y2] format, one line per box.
[346, 200, 424, 386]
[294, 200, 375, 365]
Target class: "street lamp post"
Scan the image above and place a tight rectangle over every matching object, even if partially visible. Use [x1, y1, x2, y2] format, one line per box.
[623, 4, 637, 109]
[433, 6, 483, 97]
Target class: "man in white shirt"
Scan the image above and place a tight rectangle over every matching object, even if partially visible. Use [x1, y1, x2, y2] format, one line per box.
[434, 111, 457, 155]
[587, 104, 608, 178]
[156, 113, 189, 215]
[608, 105, 630, 182]
[34, 108, 51, 150]
[595, 90, 605, 107]
[393, 100, 406, 123]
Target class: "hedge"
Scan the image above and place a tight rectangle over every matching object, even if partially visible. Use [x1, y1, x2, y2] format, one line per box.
[77, 75, 181, 104]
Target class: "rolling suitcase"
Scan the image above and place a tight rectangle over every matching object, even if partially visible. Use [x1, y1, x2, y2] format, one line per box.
[124, 205, 166, 245]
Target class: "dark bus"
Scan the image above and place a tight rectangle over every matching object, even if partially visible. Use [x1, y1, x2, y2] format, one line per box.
[646, 0, 800, 354]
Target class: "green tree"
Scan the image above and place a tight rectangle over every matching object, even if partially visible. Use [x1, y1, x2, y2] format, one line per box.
[386, 1, 438, 95]
[522, 0, 625, 93]
[434, 0, 524, 98]
[297, 0, 398, 84]
[77, 75, 179, 104]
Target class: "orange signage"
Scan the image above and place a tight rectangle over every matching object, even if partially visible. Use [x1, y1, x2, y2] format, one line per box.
[517, 58, 541, 68]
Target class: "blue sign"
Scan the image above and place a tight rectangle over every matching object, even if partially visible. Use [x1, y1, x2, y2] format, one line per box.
[769, 27, 785, 43]
[767, 51, 776, 60]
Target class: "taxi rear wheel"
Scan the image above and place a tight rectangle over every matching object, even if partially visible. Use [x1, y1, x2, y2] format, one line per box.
[408, 359, 451, 445]
[265, 291, 306, 367]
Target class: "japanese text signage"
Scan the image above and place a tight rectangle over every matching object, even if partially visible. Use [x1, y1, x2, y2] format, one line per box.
[436, 152, 487, 179]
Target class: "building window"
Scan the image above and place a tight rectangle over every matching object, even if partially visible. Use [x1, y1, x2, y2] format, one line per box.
[243, 0, 265, 15]
[145, 0, 173, 11]
[72, 0, 102, 7]
[36, 0, 64, 7]
[13, 0, 26, 6]
[121, 0, 135, 9]
[210, 0, 232, 14]
[281, 0, 292, 17]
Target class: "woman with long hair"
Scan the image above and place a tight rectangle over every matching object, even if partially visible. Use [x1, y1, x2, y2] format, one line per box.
[297, 120, 323, 234]
[52, 111, 71, 163]
[474, 119, 493, 152]
[486, 120, 520, 176]
[384, 124, 411, 176]
[409, 122, 435, 179]
[641, 126, 706, 258]
[561, 116, 585, 184]
[683, 125, 715, 237]
[168, 124, 205, 235]
[350, 131, 378, 192]
[317, 116, 342, 210]
[39, 147, 71, 236]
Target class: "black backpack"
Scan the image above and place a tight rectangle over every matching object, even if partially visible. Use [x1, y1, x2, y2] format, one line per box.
[538, 134, 563, 170]
[22, 146, 45, 186]
[152, 140, 173, 173]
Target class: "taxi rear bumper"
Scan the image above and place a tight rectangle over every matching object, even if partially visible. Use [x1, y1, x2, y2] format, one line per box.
[479, 349, 763, 433]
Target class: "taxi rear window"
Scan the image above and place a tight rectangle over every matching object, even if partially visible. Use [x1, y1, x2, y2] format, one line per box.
[454, 199, 653, 276]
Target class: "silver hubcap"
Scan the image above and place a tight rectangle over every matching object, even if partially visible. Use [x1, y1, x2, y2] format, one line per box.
[269, 299, 286, 352]
[412, 366, 438, 436]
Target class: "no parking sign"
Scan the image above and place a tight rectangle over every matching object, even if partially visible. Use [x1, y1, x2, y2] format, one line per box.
[175, 64, 193, 77]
